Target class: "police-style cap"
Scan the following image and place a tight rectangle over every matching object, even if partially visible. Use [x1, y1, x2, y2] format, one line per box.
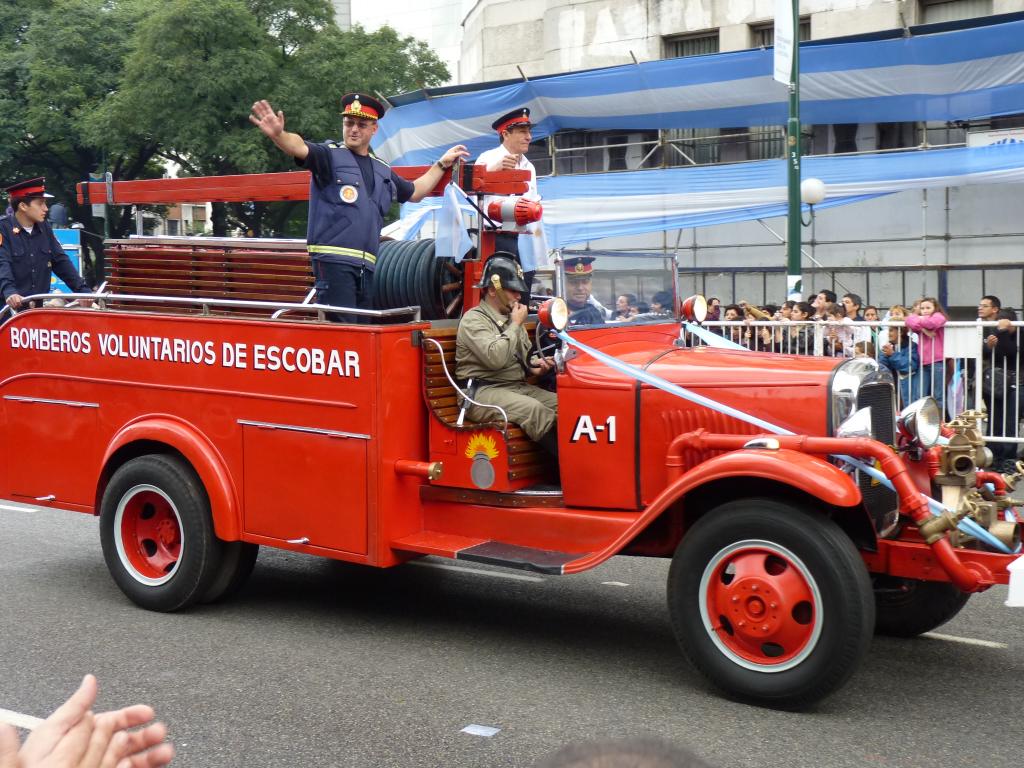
[491, 108, 532, 134]
[5, 177, 53, 201]
[564, 255, 595, 276]
[340, 93, 385, 121]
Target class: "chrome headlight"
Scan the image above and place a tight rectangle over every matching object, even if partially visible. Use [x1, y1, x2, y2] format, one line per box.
[837, 406, 874, 439]
[830, 358, 883, 433]
[896, 397, 941, 448]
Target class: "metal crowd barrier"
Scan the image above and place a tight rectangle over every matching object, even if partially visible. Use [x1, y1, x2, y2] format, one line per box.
[693, 320, 1024, 453]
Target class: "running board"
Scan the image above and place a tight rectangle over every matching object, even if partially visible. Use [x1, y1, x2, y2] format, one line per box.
[392, 531, 587, 575]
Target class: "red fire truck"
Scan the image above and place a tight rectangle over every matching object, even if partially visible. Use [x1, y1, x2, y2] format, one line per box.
[0, 167, 1019, 709]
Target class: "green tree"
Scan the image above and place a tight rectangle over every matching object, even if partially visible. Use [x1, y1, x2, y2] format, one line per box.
[97, 2, 449, 234]
[0, 0, 161, 238]
[2, 0, 450, 238]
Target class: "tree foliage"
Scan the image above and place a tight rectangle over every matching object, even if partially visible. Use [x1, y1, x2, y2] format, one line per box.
[0, 0, 160, 235]
[0, 0, 450, 236]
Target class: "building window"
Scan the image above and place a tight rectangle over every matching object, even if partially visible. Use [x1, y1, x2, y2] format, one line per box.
[664, 32, 719, 59]
[525, 140, 551, 177]
[662, 32, 721, 166]
[747, 19, 811, 160]
[921, 0, 992, 24]
[167, 219, 179, 236]
[751, 18, 811, 48]
[551, 130, 659, 174]
[606, 135, 629, 171]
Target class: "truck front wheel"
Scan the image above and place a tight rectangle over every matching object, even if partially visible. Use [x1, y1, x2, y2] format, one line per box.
[667, 499, 874, 709]
[100, 454, 223, 612]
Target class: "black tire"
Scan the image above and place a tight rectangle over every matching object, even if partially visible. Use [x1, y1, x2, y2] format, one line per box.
[873, 577, 971, 637]
[99, 454, 223, 612]
[201, 541, 259, 604]
[667, 498, 875, 709]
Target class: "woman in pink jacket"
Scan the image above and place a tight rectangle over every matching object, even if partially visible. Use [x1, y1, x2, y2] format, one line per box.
[904, 296, 947, 413]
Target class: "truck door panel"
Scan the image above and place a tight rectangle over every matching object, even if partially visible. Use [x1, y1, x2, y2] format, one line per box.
[4, 395, 100, 506]
[558, 388, 637, 509]
[241, 423, 368, 554]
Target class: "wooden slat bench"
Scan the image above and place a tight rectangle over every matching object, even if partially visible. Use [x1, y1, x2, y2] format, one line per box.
[104, 238, 314, 316]
[420, 325, 550, 491]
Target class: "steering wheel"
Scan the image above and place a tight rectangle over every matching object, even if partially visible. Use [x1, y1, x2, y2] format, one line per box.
[534, 322, 561, 359]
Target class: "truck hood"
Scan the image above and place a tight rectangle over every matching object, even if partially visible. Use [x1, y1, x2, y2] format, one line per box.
[565, 335, 839, 390]
[563, 331, 841, 437]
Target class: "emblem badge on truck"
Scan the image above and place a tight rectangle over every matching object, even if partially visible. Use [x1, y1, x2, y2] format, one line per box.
[465, 432, 499, 489]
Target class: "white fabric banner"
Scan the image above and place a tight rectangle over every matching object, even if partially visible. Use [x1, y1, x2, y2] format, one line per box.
[774, 0, 794, 85]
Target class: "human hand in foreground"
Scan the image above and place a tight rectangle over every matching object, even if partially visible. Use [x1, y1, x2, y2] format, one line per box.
[0, 675, 174, 768]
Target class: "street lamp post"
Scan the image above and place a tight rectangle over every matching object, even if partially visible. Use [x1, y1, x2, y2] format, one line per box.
[785, 0, 802, 301]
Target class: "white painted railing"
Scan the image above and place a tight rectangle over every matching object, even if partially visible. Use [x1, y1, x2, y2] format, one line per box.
[693, 320, 1024, 454]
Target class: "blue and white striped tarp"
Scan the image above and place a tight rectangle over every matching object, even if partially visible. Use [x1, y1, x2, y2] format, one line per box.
[397, 142, 1024, 248]
[538, 142, 1024, 247]
[374, 19, 1024, 167]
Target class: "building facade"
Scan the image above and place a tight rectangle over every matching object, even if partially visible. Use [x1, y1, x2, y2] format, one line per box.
[454, 0, 1024, 313]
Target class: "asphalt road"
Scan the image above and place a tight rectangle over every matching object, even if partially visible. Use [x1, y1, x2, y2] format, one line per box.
[1, 503, 1021, 768]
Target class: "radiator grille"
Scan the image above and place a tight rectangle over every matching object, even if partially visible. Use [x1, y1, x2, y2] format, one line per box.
[856, 382, 898, 532]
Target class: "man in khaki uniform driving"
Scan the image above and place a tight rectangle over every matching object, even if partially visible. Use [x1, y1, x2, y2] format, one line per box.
[455, 254, 559, 456]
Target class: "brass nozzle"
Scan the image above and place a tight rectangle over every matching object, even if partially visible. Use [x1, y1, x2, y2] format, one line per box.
[918, 511, 961, 545]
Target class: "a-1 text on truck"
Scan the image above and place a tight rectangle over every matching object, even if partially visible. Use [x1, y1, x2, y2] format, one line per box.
[0, 167, 1020, 709]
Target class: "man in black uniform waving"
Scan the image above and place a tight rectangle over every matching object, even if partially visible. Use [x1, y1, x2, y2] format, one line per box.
[251, 93, 469, 319]
[0, 178, 90, 310]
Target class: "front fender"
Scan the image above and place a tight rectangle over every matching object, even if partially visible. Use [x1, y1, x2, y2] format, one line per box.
[100, 415, 240, 540]
[563, 448, 861, 574]
[672, 448, 862, 508]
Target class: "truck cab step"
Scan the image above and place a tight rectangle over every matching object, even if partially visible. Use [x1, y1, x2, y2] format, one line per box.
[392, 531, 586, 575]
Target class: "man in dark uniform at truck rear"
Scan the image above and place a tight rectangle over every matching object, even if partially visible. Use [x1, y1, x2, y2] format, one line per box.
[456, 254, 558, 457]
[250, 93, 469, 319]
[563, 256, 606, 326]
[0, 177, 90, 310]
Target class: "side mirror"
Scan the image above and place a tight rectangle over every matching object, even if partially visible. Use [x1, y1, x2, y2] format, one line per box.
[679, 295, 708, 324]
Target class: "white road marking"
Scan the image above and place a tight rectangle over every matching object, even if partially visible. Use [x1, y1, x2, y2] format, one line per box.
[922, 632, 1008, 649]
[602, 581, 630, 587]
[0, 708, 42, 730]
[461, 724, 501, 737]
[408, 560, 544, 583]
[0, 503, 40, 514]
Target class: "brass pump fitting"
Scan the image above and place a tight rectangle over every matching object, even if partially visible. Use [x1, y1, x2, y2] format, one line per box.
[989, 519, 1022, 550]
[1002, 461, 1024, 489]
[936, 411, 991, 484]
[941, 489, 1022, 549]
[917, 509, 963, 545]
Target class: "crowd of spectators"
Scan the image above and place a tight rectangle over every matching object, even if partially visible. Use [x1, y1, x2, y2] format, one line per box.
[700, 288, 1023, 469]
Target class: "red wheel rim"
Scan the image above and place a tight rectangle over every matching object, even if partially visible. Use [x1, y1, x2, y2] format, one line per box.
[114, 484, 183, 585]
[698, 540, 822, 672]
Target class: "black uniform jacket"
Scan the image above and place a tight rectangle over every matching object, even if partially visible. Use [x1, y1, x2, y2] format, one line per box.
[0, 214, 88, 301]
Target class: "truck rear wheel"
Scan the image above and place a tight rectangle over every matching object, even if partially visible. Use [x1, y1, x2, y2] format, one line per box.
[667, 499, 874, 709]
[201, 541, 259, 604]
[100, 454, 223, 612]
[873, 577, 970, 637]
